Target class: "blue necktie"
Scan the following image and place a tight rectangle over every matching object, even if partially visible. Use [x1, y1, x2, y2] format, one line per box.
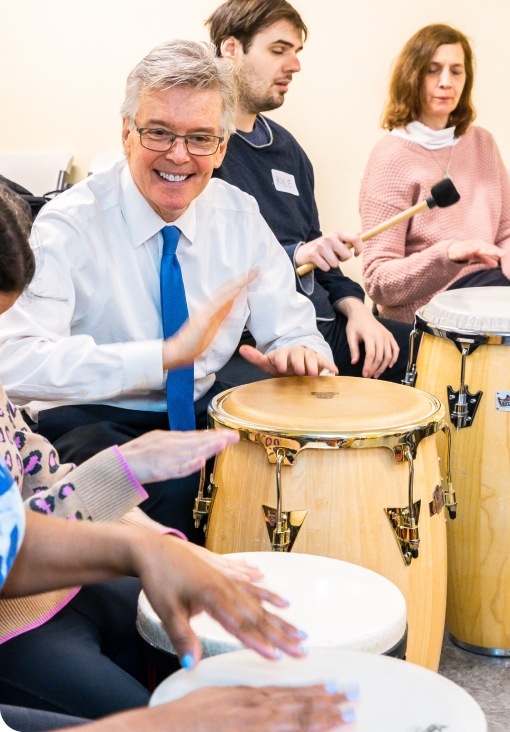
[160, 226, 195, 431]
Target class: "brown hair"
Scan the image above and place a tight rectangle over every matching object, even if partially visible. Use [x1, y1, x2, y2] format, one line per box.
[206, 0, 307, 56]
[0, 191, 35, 294]
[382, 24, 475, 136]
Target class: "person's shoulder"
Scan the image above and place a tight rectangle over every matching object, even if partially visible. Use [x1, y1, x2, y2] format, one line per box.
[262, 116, 309, 155]
[461, 125, 497, 150]
[35, 161, 123, 226]
[199, 177, 261, 216]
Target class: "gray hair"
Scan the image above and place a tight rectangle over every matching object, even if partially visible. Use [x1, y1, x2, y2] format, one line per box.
[120, 40, 238, 135]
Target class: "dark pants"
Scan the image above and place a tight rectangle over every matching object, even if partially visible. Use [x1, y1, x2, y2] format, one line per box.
[0, 706, 89, 730]
[0, 578, 150, 720]
[35, 381, 232, 542]
[217, 316, 412, 388]
[447, 266, 510, 290]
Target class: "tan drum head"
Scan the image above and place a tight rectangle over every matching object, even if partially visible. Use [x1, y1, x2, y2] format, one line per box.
[211, 376, 442, 435]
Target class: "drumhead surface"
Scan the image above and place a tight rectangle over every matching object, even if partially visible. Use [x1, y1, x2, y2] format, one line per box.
[150, 648, 486, 731]
[138, 553, 406, 657]
[212, 376, 439, 433]
[418, 286, 510, 333]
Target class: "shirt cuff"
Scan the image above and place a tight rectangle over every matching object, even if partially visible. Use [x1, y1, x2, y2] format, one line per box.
[121, 339, 164, 394]
[111, 445, 148, 501]
[162, 528, 188, 541]
[293, 242, 315, 296]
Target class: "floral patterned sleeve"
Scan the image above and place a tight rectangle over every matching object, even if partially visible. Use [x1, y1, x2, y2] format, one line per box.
[0, 386, 148, 523]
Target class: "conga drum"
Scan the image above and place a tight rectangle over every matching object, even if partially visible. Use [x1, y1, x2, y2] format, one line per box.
[149, 648, 487, 732]
[194, 376, 447, 670]
[409, 286, 510, 655]
[137, 552, 407, 660]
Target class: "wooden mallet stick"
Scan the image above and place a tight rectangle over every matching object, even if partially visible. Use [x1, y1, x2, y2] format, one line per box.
[295, 178, 460, 277]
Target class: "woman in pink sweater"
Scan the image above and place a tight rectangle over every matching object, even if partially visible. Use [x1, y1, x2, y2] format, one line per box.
[360, 24, 510, 323]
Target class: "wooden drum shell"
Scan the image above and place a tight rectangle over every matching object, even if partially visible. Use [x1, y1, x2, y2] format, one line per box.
[416, 332, 510, 652]
[205, 379, 447, 671]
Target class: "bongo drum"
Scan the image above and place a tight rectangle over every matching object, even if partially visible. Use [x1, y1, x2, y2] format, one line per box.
[149, 648, 487, 732]
[137, 552, 407, 660]
[194, 376, 447, 670]
[408, 286, 510, 655]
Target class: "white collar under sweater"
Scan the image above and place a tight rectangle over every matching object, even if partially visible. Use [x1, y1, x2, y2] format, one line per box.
[391, 120, 460, 150]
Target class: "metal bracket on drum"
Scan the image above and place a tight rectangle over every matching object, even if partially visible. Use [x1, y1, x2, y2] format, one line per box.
[193, 467, 218, 533]
[402, 329, 419, 387]
[384, 445, 421, 566]
[263, 448, 307, 552]
[447, 344, 483, 430]
[441, 423, 457, 519]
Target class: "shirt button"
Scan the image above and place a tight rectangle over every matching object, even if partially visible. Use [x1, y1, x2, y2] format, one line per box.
[140, 379, 148, 389]
[81, 390, 89, 396]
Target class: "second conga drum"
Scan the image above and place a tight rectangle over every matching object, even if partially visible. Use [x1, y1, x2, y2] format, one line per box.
[411, 287, 510, 655]
[195, 376, 447, 670]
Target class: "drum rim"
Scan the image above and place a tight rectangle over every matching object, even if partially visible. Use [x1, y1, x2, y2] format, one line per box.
[415, 311, 510, 343]
[208, 385, 445, 445]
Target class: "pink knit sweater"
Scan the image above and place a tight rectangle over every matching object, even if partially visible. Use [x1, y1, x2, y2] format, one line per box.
[360, 126, 510, 322]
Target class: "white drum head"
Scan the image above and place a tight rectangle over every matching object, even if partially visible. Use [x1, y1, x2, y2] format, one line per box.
[137, 553, 406, 657]
[418, 286, 510, 333]
[150, 648, 487, 732]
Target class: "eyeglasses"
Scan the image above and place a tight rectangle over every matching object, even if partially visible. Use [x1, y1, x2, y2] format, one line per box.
[136, 126, 224, 156]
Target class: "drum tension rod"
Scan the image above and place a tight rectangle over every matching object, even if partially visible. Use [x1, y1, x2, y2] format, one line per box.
[384, 445, 421, 566]
[442, 424, 457, 519]
[447, 344, 483, 430]
[263, 448, 308, 552]
[402, 329, 418, 387]
[193, 467, 217, 532]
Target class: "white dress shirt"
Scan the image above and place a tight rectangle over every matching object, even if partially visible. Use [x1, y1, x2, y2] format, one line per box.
[0, 160, 332, 417]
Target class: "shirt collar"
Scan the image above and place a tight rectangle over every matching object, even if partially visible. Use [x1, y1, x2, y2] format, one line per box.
[390, 120, 459, 150]
[119, 162, 197, 247]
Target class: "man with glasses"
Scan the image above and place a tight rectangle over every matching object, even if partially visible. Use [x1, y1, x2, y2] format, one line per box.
[0, 41, 335, 541]
[209, 0, 412, 384]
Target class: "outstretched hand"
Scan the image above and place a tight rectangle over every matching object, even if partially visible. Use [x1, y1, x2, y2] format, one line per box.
[163, 268, 259, 371]
[240, 344, 338, 378]
[134, 534, 307, 670]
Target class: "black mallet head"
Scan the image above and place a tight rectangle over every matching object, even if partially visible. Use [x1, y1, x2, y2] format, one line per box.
[426, 178, 461, 209]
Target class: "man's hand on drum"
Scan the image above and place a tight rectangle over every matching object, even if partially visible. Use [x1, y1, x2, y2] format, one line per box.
[162, 267, 259, 371]
[447, 239, 506, 267]
[78, 684, 357, 731]
[337, 297, 399, 379]
[239, 344, 338, 378]
[294, 231, 363, 270]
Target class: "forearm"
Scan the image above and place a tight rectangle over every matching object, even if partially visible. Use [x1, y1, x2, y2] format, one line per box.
[334, 297, 366, 317]
[1, 512, 141, 598]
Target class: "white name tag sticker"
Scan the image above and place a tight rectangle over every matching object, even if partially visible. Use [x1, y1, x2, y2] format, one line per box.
[272, 169, 299, 196]
[496, 391, 510, 410]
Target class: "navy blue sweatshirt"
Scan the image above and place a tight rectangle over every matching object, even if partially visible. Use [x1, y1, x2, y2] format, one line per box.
[213, 115, 365, 321]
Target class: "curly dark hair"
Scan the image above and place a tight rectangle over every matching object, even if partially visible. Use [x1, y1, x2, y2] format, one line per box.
[0, 190, 36, 294]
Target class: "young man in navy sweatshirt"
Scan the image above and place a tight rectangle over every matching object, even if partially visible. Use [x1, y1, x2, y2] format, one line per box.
[209, 0, 411, 384]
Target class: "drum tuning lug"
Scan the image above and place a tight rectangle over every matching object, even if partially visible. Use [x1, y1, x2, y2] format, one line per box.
[263, 506, 308, 552]
[402, 329, 418, 387]
[444, 483, 457, 520]
[447, 347, 483, 429]
[193, 480, 218, 530]
[384, 501, 421, 567]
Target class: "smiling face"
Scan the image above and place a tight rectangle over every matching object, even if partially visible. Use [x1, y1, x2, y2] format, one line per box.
[419, 43, 466, 130]
[222, 19, 303, 116]
[122, 86, 228, 222]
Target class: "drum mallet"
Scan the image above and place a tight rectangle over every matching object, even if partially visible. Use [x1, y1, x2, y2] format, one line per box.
[296, 178, 460, 277]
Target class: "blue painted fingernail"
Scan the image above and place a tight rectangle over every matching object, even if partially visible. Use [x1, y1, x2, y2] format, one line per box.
[344, 682, 360, 702]
[299, 644, 308, 655]
[298, 629, 308, 639]
[325, 678, 339, 695]
[274, 648, 283, 660]
[181, 653, 195, 670]
[282, 598, 291, 606]
[341, 705, 357, 724]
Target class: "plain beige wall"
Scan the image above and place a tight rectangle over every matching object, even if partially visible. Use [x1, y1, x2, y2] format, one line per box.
[1, 0, 509, 286]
